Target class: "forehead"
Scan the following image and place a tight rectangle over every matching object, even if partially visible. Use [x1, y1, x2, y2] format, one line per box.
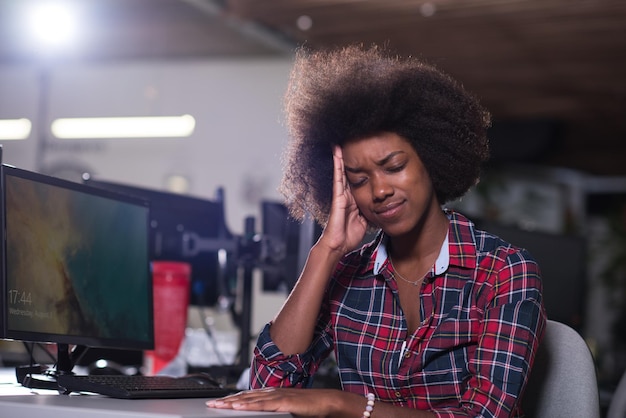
[342, 132, 415, 164]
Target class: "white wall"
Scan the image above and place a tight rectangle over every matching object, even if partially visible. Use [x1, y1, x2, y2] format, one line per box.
[0, 65, 40, 169]
[0, 57, 295, 235]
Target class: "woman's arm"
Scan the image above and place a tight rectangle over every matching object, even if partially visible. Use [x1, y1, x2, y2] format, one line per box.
[207, 388, 437, 418]
[268, 145, 368, 355]
[459, 248, 547, 417]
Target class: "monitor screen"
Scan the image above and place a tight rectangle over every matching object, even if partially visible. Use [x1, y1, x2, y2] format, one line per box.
[474, 219, 588, 331]
[0, 164, 153, 351]
[261, 201, 322, 292]
[82, 176, 236, 307]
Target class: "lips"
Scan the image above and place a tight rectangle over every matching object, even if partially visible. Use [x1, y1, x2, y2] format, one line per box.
[374, 200, 404, 219]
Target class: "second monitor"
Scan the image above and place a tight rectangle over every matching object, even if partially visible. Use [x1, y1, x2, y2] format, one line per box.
[83, 176, 237, 308]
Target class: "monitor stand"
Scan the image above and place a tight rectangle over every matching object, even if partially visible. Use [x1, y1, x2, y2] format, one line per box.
[15, 343, 85, 391]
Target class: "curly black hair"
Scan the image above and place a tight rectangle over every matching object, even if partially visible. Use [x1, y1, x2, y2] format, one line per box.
[280, 44, 491, 226]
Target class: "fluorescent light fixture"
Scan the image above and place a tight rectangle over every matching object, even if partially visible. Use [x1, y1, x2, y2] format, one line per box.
[0, 118, 32, 140]
[51, 115, 196, 139]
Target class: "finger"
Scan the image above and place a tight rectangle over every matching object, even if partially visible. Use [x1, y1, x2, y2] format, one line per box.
[332, 145, 347, 195]
[206, 390, 250, 408]
[206, 388, 278, 408]
[206, 391, 281, 411]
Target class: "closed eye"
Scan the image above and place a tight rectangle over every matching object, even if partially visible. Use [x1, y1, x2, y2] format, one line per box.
[347, 176, 367, 188]
[386, 163, 406, 173]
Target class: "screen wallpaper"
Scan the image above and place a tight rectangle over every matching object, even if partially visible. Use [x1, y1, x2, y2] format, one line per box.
[5, 173, 151, 346]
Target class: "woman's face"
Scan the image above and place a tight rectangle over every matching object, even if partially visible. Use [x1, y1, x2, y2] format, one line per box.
[342, 132, 440, 237]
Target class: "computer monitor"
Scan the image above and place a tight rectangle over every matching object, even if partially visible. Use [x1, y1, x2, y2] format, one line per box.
[260, 201, 322, 292]
[474, 219, 588, 331]
[82, 176, 237, 308]
[0, 163, 153, 382]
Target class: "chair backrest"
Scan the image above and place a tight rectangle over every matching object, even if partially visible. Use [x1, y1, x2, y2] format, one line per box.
[522, 319, 600, 418]
[607, 369, 626, 418]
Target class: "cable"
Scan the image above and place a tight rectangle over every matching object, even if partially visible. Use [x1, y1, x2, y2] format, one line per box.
[197, 308, 228, 365]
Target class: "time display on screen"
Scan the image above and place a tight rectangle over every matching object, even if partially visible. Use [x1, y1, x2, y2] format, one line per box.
[8, 289, 33, 306]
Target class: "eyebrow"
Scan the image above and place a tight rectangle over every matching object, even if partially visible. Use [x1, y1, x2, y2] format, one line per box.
[344, 150, 406, 173]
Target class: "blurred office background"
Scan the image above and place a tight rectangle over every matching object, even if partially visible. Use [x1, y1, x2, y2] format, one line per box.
[0, 0, 625, 413]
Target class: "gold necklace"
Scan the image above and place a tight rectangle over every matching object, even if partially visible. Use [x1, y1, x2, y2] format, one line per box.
[389, 257, 423, 287]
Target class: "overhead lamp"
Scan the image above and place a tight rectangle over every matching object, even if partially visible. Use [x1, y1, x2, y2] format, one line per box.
[296, 15, 313, 31]
[51, 115, 196, 139]
[0, 118, 33, 140]
[420, 2, 436, 17]
[26, 1, 80, 52]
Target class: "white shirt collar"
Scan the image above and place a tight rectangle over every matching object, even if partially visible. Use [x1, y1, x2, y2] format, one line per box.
[373, 233, 449, 275]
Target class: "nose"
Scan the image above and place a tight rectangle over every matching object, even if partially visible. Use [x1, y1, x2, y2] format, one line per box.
[370, 173, 393, 201]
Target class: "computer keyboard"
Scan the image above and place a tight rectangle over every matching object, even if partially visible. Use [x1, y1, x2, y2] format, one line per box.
[56, 374, 239, 399]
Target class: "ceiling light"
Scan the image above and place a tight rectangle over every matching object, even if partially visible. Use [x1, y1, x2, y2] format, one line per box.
[0, 118, 32, 140]
[296, 15, 313, 31]
[420, 2, 436, 17]
[51, 115, 196, 139]
[26, 1, 80, 52]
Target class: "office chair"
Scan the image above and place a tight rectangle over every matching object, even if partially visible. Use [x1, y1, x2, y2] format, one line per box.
[607, 369, 626, 418]
[521, 319, 600, 418]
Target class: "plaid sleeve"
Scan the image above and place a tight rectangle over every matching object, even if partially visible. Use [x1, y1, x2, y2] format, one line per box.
[250, 319, 334, 389]
[436, 248, 546, 418]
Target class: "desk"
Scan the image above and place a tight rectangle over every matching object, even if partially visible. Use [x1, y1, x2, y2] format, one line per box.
[0, 369, 291, 418]
[0, 394, 292, 418]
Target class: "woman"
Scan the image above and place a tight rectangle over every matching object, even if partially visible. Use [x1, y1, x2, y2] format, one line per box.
[207, 45, 546, 418]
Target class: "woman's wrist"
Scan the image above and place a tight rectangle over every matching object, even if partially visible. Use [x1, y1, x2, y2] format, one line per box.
[322, 390, 373, 418]
[361, 393, 375, 418]
[309, 238, 347, 264]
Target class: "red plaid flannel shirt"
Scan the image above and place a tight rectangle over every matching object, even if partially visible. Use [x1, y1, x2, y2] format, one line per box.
[251, 211, 546, 418]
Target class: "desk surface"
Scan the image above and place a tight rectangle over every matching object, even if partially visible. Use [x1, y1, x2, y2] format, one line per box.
[0, 369, 291, 418]
[0, 394, 292, 418]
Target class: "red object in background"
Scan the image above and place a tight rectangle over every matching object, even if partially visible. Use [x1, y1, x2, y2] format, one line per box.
[143, 261, 191, 375]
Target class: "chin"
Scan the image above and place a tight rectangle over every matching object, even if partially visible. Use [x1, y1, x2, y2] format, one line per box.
[380, 218, 422, 238]
[379, 224, 407, 238]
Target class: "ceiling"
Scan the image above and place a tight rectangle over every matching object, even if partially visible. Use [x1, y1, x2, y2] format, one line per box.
[1, 0, 625, 176]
